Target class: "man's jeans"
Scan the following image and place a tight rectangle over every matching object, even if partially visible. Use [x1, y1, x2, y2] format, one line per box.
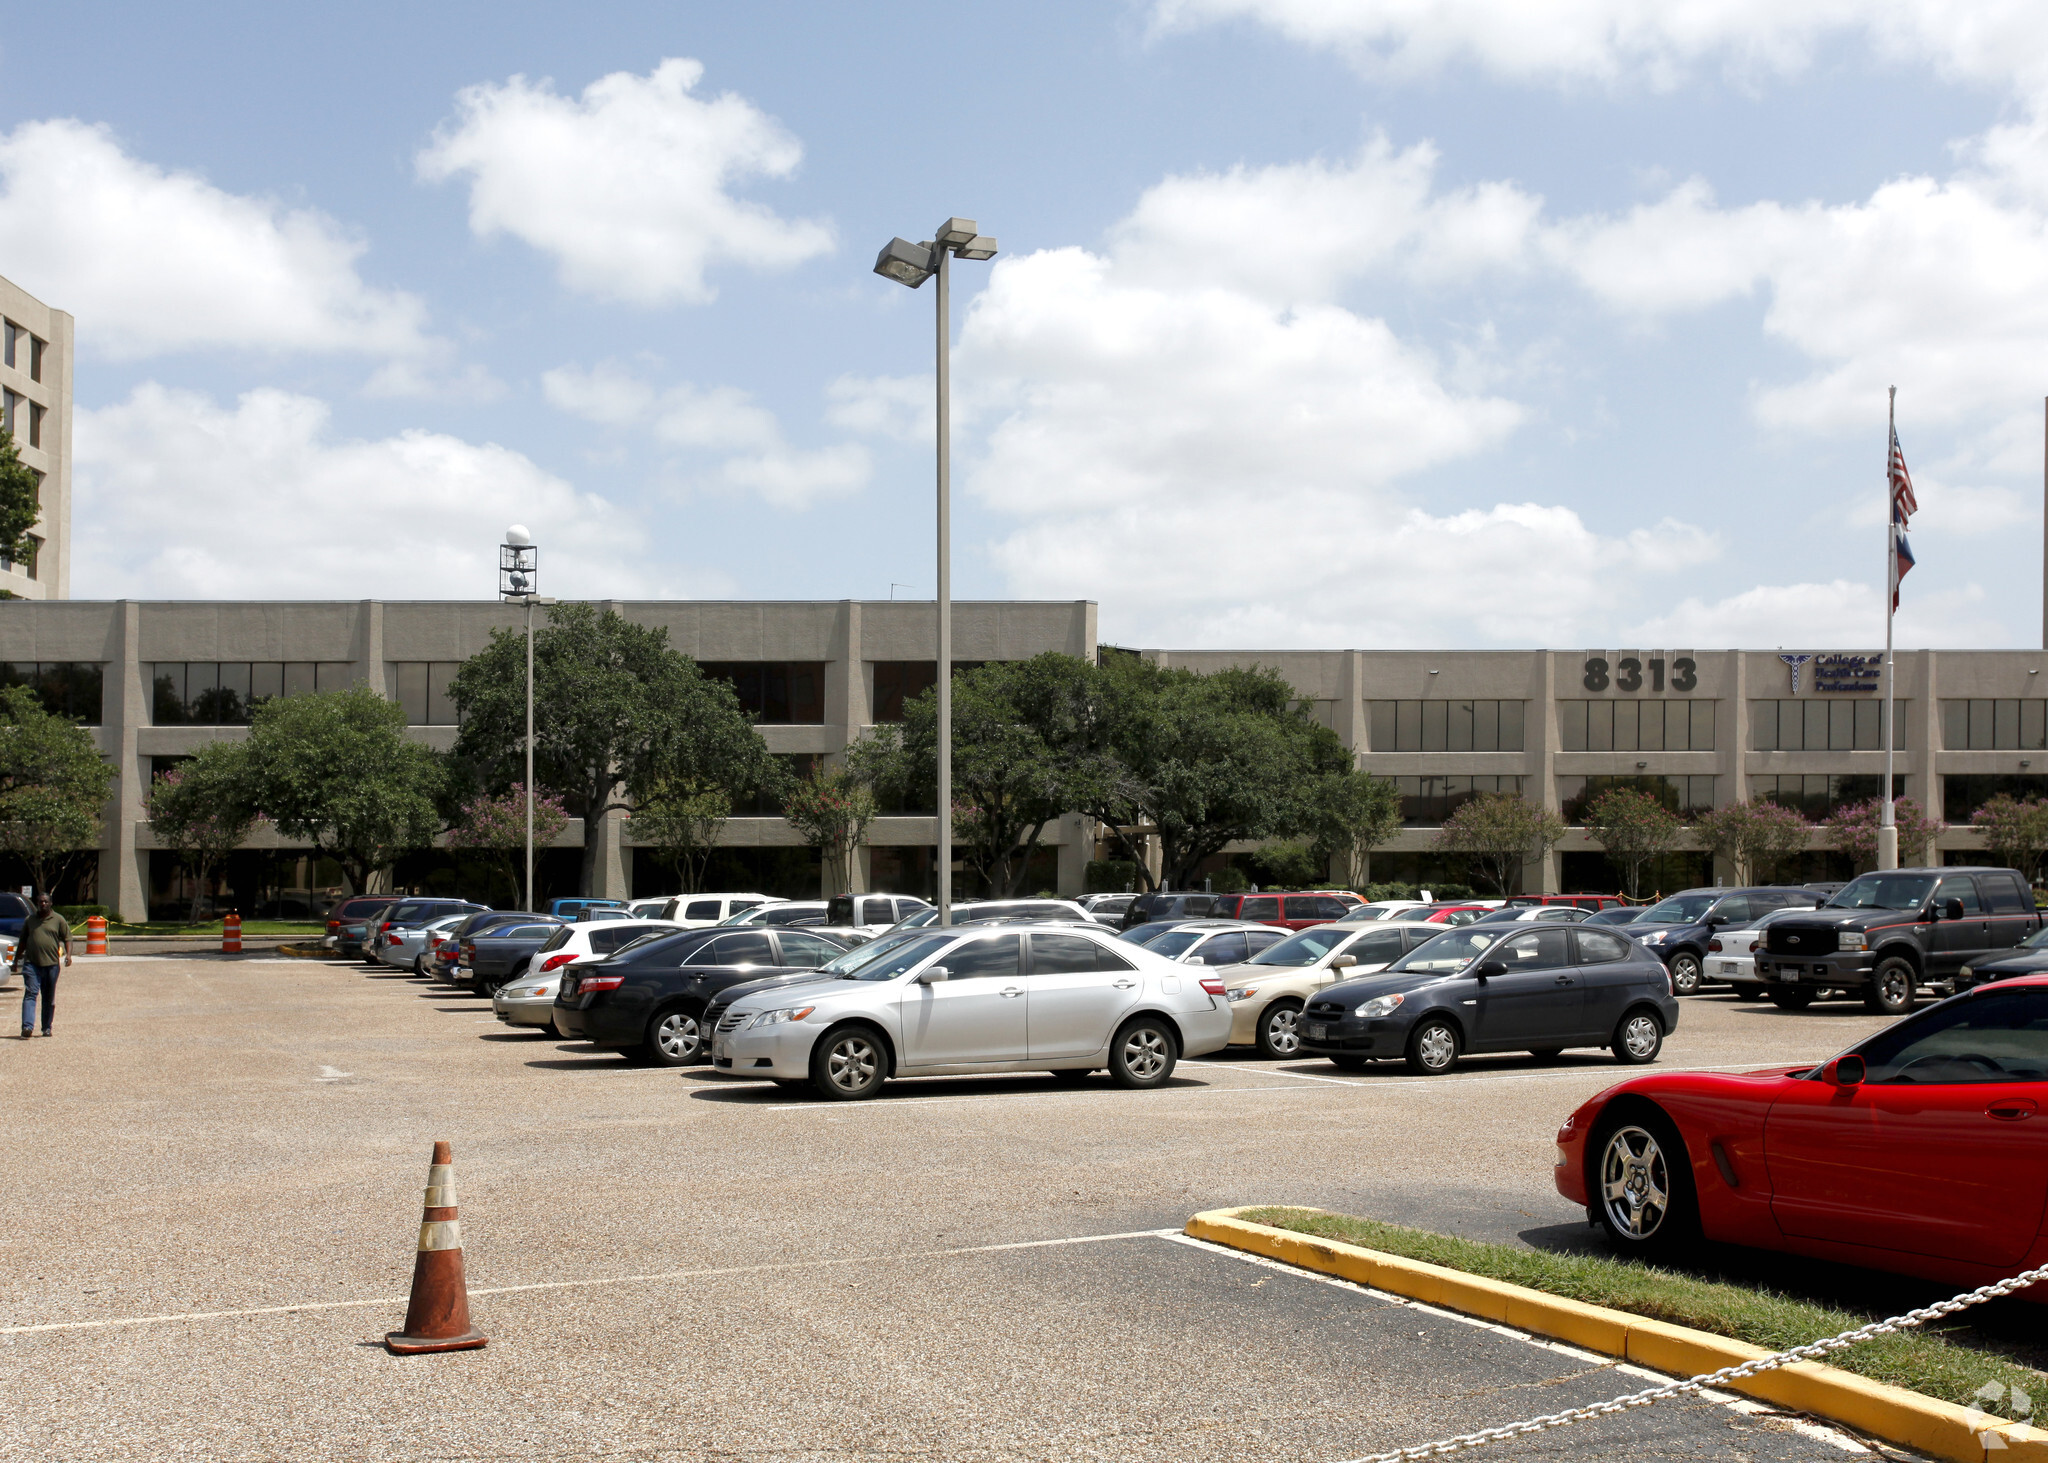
[19, 964, 57, 1033]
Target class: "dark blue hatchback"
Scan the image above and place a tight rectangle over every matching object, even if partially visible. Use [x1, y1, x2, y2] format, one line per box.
[1626, 886, 1820, 994]
[0, 892, 29, 937]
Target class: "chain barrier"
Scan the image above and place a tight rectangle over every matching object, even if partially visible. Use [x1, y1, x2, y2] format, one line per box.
[1341, 1259, 2048, 1462]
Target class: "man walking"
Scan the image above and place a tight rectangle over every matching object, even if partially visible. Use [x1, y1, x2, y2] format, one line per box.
[16, 893, 72, 1038]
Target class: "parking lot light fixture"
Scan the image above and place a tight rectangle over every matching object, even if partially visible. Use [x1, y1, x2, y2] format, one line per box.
[499, 527, 555, 910]
[873, 218, 1000, 927]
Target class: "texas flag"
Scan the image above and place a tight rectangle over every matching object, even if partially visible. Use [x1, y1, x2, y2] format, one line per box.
[1889, 424, 1917, 610]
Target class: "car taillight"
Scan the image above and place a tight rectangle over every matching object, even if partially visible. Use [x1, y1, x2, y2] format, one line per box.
[385, 933, 402, 946]
[540, 953, 580, 972]
[1707, 938, 1722, 952]
[380, 921, 394, 932]
[429, 934, 443, 950]
[1198, 977, 1226, 996]
[578, 974, 624, 992]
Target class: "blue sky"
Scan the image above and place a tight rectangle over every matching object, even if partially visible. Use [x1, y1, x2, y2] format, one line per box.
[7, 1, 2045, 650]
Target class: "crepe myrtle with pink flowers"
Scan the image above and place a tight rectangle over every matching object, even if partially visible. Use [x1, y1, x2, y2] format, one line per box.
[1826, 796, 1943, 872]
[446, 784, 569, 909]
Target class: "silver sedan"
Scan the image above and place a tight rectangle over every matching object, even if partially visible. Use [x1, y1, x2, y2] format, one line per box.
[493, 970, 563, 1031]
[711, 923, 1231, 1100]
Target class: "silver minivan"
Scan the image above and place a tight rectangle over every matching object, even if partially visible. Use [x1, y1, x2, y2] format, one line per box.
[711, 924, 1233, 1100]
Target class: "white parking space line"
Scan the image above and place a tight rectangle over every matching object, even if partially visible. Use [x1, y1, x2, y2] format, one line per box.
[760, 1081, 1311, 1112]
[1, 1227, 1178, 1338]
[1179, 1059, 1802, 1092]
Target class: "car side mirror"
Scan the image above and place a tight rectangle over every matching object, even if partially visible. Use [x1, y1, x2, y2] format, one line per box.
[1331, 954, 1357, 969]
[1829, 1054, 1866, 1087]
[1706, 914, 1729, 927]
[1943, 898, 1966, 921]
[919, 965, 950, 984]
[1474, 959, 1507, 979]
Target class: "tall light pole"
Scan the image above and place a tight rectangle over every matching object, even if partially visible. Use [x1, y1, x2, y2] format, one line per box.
[874, 220, 997, 926]
[499, 527, 554, 910]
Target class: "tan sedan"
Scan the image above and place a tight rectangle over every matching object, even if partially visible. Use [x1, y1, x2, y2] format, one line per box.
[1221, 920, 1447, 1058]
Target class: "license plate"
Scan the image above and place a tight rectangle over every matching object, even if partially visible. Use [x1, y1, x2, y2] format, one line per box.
[1718, 961, 1738, 973]
[1307, 1023, 1328, 1041]
[1778, 970, 1800, 982]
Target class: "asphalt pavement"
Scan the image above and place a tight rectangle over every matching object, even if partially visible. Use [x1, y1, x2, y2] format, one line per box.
[0, 953, 1949, 1461]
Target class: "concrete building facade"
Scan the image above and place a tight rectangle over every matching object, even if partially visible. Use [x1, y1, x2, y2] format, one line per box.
[0, 273, 71, 600]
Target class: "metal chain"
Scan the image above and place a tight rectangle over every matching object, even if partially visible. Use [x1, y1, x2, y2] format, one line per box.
[1339, 1258, 2048, 1462]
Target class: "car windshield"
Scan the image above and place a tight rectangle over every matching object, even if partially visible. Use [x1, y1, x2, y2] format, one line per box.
[1741, 906, 1812, 932]
[820, 931, 920, 976]
[1147, 930, 1202, 958]
[1826, 873, 1939, 911]
[2020, 926, 2048, 950]
[1386, 927, 1508, 975]
[1248, 928, 1354, 967]
[1118, 924, 1175, 944]
[1636, 894, 1717, 924]
[1586, 908, 1642, 925]
[846, 933, 956, 981]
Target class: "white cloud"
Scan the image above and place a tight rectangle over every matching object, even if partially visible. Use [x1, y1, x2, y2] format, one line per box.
[825, 374, 933, 443]
[418, 58, 833, 306]
[1629, 578, 2004, 647]
[1149, 0, 2048, 96]
[72, 385, 719, 600]
[543, 361, 869, 509]
[0, 119, 432, 360]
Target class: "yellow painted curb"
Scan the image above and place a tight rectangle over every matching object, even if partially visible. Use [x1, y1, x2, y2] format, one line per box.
[1185, 1208, 2048, 1463]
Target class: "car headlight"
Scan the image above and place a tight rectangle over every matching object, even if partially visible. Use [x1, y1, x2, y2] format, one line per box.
[1356, 993, 1404, 1018]
[1638, 930, 1668, 945]
[1959, 965, 1974, 981]
[1837, 932, 1868, 952]
[746, 1005, 816, 1028]
[1224, 987, 1258, 1002]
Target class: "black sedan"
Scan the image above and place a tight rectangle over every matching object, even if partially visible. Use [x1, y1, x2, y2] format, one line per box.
[1956, 925, 2048, 992]
[553, 925, 853, 1065]
[1296, 923, 1679, 1075]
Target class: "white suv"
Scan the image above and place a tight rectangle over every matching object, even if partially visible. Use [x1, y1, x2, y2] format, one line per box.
[651, 893, 774, 927]
[711, 923, 1231, 1100]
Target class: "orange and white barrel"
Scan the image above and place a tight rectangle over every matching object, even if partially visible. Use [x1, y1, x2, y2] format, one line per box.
[222, 911, 242, 954]
[85, 915, 107, 955]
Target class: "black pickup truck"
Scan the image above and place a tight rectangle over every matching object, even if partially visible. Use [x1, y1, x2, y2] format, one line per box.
[553, 925, 851, 1065]
[1752, 866, 2042, 1014]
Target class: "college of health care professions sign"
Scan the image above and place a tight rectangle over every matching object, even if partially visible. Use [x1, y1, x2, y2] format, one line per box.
[1774, 653, 1882, 694]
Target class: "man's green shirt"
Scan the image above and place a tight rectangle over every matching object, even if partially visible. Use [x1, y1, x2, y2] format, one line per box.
[19, 912, 71, 966]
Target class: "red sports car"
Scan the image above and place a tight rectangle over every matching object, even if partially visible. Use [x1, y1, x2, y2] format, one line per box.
[1555, 974, 2048, 1297]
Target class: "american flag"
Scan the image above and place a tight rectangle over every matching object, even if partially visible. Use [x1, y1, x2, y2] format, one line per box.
[1889, 424, 1916, 610]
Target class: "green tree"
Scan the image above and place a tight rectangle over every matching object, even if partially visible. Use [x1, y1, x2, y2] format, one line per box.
[449, 603, 777, 894]
[0, 426, 40, 568]
[0, 685, 116, 897]
[1971, 794, 2048, 884]
[782, 763, 878, 893]
[241, 687, 444, 895]
[1585, 787, 1682, 899]
[445, 783, 571, 909]
[1432, 792, 1567, 896]
[862, 655, 1095, 897]
[1823, 796, 1943, 871]
[146, 742, 259, 922]
[1304, 769, 1403, 888]
[630, 782, 733, 895]
[1693, 800, 1813, 884]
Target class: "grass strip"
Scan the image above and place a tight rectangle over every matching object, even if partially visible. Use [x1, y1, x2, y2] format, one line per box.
[105, 921, 324, 936]
[1238, 1206, 2042, 1415]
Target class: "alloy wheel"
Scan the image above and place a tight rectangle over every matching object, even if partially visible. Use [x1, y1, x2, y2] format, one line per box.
[656, 1012, 699, 1062]
[826, 1034, 880, 1093]
[1121, 1027, 1171, 1080]
[1669, 954, 1701, 995]
[1600, 1124, 1671, 1239]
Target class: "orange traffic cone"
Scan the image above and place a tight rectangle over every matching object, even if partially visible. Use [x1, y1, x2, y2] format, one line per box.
[384, 1141, 487, 1355]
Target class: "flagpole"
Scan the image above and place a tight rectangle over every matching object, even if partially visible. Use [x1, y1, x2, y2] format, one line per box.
[1879, 385, 1899, 872]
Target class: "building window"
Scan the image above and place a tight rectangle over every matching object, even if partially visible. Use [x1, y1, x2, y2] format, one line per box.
[150, 662, 353, 725]
[1559, 700, 1713, 752]
[730, 753, 821, 814]
[0, 662, 103, 723]
[1559, 774, 1714, 822]
[2, 322, 15, 369]
[1391, 775, 1525, 825]
[1944, 774, 2048, 822]
[1752, 699, 1901, 751]
[1753, 774, 1905, 820]
[870, 661, 988, 723]
[1367, 700, 1526, 752]
[1941, 700, 2048, 751]
[30, 335, 44, 383]
[1, 389, 16, 435]
[699, 662, 826, 725]
[27, 402, 41, 449]
[387, 663, 461, 725]
[0, 532, 37, 578]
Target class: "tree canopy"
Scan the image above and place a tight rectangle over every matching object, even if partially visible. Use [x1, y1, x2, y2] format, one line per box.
[1824, 796, 1942, 871]
[449, 603, 777, 894]
[1692, 800, 1812, 885]
[1971, 794, 2048, 884]
[0, 684, 115, 897]
[240, 687, 443, 895]
[0, 426, 39, 570]
[1432, 792, 1567, 896]
[1585, 786, 1682, 899]
[147, 741, 259, 921]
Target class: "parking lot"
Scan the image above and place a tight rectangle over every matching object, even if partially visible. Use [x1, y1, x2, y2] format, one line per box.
[0, 953, 1933, 1461]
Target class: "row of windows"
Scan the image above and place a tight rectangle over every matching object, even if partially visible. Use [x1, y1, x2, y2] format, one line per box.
[1752, 774, 1905, 820]
[1753, 698, 1900, 752]
[1558, 774, 1716, 822]
[151, 662, 356, 725]
[699, 662, 826, 726]
[1, 388, 45, 448]
[0, 662, 102, 723]
[1559, 699, 1715, 752]
[872, 661, 986, 723]
[1942, 700, 2048, 751]
[1369, 700, 1526, 752]
[391, 663, 461, 727]
[1389, 775, 1526, 825]
[3, 321, 47, 382]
